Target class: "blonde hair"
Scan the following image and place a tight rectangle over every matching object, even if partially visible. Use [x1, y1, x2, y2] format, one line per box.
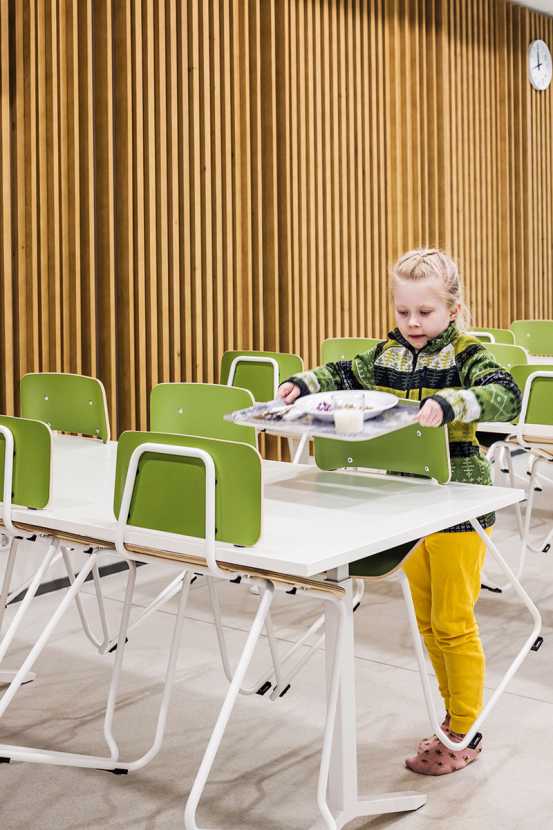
[390, 248, 471, 331]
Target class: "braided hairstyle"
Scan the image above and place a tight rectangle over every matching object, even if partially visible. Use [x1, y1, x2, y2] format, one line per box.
[390, 248, 471, 331]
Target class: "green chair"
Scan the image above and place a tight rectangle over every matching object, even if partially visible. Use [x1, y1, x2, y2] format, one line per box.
[470, 327, 515, 345]
[309, 412, 540, 754]
[511, 320, 553, 356]
[150, 383, 255, 447]
[510, 365, 553, 556]
[321, 337, 382, 363]
[114, 431, 262, 548]
[20, 372, 110, 442]
[486, 343, 529, 371]
[315, 413, 451, 484]
[467, 330, 495, 343]
[110, 431, 267, 779]
[147, 383, 283, 687]
[475, 345, 528, 449]
[221, 350, 305, 463]
[220, 350, 303, 401]
[106, 385, 257, 655]
[0, 415, 51, 516]
[0, 415, 52, 684]
[485, 364, 553, 590]
[18, 372, 111, 651]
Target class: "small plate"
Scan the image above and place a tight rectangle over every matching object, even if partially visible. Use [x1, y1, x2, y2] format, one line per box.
[293, 390, 398, 422]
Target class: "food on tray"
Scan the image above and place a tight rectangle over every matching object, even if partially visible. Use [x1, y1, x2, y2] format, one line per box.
[246, 403, 309, 422]
[250, 404, 290, 421]
[315, 399, 374, 413]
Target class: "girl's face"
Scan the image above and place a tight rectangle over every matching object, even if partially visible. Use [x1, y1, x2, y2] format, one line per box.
[393, 277, 458, 350]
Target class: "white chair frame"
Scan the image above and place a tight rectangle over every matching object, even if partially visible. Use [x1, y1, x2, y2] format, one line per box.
[484, 371, 553, 590]
[0, 439, 348, 830]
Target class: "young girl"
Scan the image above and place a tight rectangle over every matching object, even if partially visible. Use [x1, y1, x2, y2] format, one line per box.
[278, 248, 521, 776]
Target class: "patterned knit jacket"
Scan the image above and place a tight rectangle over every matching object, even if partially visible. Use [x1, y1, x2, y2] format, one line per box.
[287, 323, 522, 533]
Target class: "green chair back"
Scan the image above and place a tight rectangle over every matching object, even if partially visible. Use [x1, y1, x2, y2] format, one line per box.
[511, 320, 553, 356]
[486, 343, 528, 371]
[150, 383, 256, 446]
[0, 415, 51, 509]
[471, 327, 515, 344]
[114, 432, 262, 546]
[511, 364, 553, 427]
[321, 337, 382, 363]
[20, 373, 110, 442]
[468, 331, 494, 343]
[314, 413, 451, 484]
[220, 351, 304, 402]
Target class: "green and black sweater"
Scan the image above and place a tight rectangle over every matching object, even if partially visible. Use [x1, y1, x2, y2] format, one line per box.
[287, 323, 522, 533]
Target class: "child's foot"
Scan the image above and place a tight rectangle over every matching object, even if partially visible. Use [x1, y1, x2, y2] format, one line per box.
[406, 731, 482, 776]
[417, 715, 451, 752]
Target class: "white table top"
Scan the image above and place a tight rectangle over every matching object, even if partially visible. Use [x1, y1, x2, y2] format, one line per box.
[10, 434, 525, 579]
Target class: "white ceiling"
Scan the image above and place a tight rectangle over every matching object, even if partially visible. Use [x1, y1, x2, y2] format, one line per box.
[513, 0, 553, 16]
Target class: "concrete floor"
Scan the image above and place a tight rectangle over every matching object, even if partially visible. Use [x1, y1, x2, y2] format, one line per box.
[1, 460, 553, 829]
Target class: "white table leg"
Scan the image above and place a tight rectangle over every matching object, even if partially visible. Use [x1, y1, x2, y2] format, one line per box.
[289, 433, 311, 465]
[310, 573, 426, 829]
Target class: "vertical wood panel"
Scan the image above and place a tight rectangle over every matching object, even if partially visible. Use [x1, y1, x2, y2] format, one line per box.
[1, 0, 553, 447]
[0, 0, 14, 411]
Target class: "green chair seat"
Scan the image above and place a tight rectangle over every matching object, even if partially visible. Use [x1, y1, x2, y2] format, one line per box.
[321, 337, 382, 363]
[349, 540, 419, 578]
[20, 373, 110, 442]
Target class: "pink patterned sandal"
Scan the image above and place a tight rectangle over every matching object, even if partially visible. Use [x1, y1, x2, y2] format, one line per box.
[417, 715, 451, 753]
[406, 731, 482, 776]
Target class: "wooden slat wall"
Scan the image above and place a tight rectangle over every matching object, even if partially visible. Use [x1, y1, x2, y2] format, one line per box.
[1, 0, 553, 437]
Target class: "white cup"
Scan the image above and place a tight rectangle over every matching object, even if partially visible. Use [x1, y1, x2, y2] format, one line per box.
[332, 392, 365, 435]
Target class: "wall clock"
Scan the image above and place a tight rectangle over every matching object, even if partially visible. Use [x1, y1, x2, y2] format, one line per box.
[528, 39, 552, 91]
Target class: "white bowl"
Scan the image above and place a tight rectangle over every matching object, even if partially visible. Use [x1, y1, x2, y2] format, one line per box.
[293, 390, 398, 422]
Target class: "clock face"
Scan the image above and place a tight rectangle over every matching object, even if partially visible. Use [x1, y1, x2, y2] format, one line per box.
[528, 39, 552, 91]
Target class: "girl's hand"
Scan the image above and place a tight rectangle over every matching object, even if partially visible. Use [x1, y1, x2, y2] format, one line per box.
[417, 399, 444, 428]
[278, 382, 301, 404]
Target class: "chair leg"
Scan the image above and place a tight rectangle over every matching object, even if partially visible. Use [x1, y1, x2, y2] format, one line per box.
[0, 538, 19, 637]
[118, 570, 194, 772]
[0, 549, 98, 718]
[103, 570, 188, 654]
[206, 575, 283, 696]
[61, 545, 110, 652]
[103, 560, 138, 760]
[397, 571, 442, 736]
[400, 522, 542, 754]
[184, 581, 275, 830]
[520, 456, 553, 554]
[482, 453, 550, 592]
[265, 579, 365, 701]
[0, 540, 60, 664]
[0, 562, 194, 773]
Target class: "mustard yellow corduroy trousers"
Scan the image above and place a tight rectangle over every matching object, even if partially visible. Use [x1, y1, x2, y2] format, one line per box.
[403, 528, 489, 735]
